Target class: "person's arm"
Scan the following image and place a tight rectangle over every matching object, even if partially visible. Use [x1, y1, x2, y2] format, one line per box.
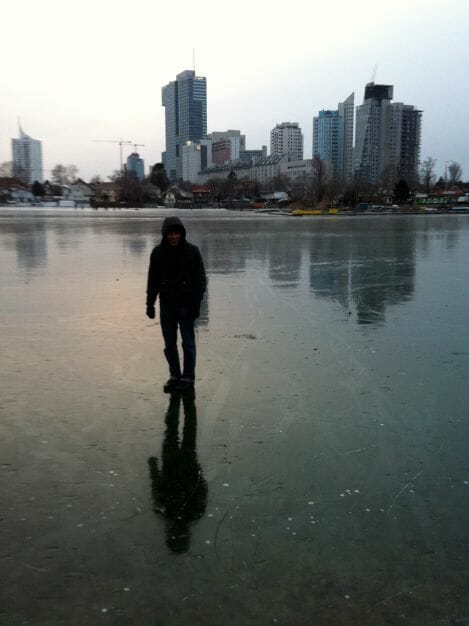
[196, 248, 207, 298]
[191, 248, 207, 319]
[146, 249, 159, 318]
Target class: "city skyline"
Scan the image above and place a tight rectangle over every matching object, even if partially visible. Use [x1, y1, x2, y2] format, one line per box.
[1, 0, 467, 182]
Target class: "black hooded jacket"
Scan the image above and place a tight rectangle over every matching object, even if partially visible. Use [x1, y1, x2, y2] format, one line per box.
[146, 216, 206, 308]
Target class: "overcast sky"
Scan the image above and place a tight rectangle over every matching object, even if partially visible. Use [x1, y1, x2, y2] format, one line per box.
[1, 0, 468, 181]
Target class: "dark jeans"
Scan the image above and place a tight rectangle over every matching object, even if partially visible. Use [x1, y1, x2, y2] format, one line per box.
[160, 301, 196, 383]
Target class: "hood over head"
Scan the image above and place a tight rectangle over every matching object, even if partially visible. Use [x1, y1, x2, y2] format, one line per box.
[161, 216, 186, 240]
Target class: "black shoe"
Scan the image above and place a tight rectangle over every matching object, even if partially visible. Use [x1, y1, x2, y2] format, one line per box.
[163, 378, 180, 393]
[177, 380, 195, 394]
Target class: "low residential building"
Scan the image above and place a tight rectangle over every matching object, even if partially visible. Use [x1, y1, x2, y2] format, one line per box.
[253, 155, 286, 186]
[414, 191, 461, 207]
[239, 146, 268, 164]
[0, 177, 33, 204]
[192, 185, 211, 207]
[94, 182, 122, 204]
[197, 155, 311, 187]
[280, 159, 313, 181]
[63, 179, 94, 206]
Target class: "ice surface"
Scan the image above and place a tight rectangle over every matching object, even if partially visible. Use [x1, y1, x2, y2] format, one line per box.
[1, 208, 468, 624]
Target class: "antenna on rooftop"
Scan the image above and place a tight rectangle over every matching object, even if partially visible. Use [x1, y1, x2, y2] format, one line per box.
[371, 64, 378, 83]
[193, 48, 196, 73]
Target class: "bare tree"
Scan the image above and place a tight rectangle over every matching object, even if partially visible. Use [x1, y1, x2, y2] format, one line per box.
[380, 164, 399, 191]
[0, 161, 14, 177]
[311, 156, 328, 205]
[51, 164, 78, 185]
[420, 157, 437, 193]
[65, 164, 78, 183]
[448, 162, 462, 185]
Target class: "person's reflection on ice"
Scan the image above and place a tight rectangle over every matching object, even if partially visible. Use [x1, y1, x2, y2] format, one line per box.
[148, 390, 207, 553]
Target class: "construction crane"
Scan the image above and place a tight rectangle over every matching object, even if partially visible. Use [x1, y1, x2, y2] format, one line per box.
[132, 143, 145, 153]
[92, 139, 133, 172]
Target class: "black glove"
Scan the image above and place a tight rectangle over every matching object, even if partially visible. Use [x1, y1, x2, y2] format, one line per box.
[146, 305, 155, 319]
[191, 300, 201, 320]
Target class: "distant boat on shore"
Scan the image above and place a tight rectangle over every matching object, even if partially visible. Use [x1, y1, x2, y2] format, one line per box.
[292, 208, 339, 216]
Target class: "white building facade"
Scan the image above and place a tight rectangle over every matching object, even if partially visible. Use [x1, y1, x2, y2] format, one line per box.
[63, 180, 94, 206]
[196, 155, 312, 186]
[12, 124, 43, 185]
[270, 122, 303, 161]
[182, 140, 212, 183]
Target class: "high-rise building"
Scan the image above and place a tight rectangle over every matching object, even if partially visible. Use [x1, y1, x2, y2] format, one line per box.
[388, 103, 422, 188]
[211, 137, 241, 165]
[126, 152, 145, 180]
[313, 110, 338, 173]
[354, 83, 421, 186]
[212, 139, 233, 165]
[208, 130, 245, 152]
[313, 92, 354, 184]
[337, 92, 355, 184]
[11, 124, 43, 185]
[181, 140, 212, 183]
[354, 82, 393, 184]
[162, 70, 207, 181]
[270, 122, 303, 161]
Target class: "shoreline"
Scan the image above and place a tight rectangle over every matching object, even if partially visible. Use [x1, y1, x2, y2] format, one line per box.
[1, 205, 468, 219]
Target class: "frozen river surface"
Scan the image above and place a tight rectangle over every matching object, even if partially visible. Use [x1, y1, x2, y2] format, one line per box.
[1, 208, 468, 625]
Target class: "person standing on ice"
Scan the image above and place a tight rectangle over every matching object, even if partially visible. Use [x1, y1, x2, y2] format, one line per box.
[146, 216, 206, 393]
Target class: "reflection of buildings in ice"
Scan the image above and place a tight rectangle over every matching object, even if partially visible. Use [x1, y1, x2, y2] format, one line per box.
[122, 236, 148, 256]
[12, 222, 48, 272]
[417, 218, 461, 257]
[198, 228, 302, 288]
[309, 223, 417, 324]
[199, 238, 247, 275]
[52, 222, 82, 253]
[267, 233, 302, 288]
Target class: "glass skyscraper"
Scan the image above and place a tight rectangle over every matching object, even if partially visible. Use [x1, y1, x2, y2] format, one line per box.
[162, 70, 207, 181]
[313, 92, 354, 184]
[126, 152, 145, 181]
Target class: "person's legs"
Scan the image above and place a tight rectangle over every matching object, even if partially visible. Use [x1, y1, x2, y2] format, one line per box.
[179, 306, 196, 384]
[160, 303, 181, 380]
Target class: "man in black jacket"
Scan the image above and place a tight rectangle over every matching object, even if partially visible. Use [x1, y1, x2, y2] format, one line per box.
[146, 216, 206, 393]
